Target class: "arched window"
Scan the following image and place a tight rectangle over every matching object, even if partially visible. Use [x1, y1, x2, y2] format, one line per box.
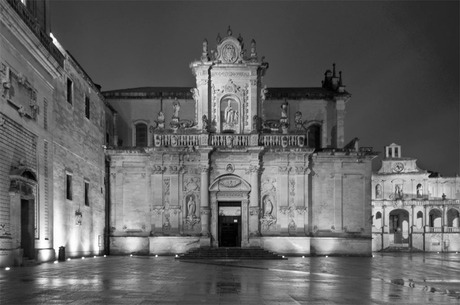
[135, 122, 148, 147]
[416, 211, 423, 228]
[416, 183, 423, 198]
[373, 211, 382, 228]
[375, 184, 382, 199]
[307, 124, 321, 149]
[429, 209, 442, 227]
[447, 208, 459, 227]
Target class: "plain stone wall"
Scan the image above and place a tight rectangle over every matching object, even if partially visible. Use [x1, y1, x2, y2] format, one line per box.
[260, 237, 310, 255]
[52, 57, 107, 258]
[149, 236, 201, 255]
[372, 234, 382, 251]
[310, 237, 372, 256]
[110, 237, 149, 255]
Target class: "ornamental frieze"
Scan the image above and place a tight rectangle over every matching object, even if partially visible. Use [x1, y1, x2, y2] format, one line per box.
[151, 206, 165, 215]
[219, 177, 241, 188]
[184, 177, 200, 192]
[249, 207, 260, 216]
[200, 207, 211, 215]
[211, 71, 251, 78]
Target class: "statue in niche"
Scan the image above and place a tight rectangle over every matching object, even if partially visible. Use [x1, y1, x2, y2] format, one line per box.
[187, 195, 196, 218]
[224, 99, 238, 125]
[202, 115, 208, 132]
[395, 185, 403, 200]
[263, 196, 273, 216]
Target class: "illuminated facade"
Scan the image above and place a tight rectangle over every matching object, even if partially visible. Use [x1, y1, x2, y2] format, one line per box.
[104, 28, 377, 256]
[372, 143, 460, 252]
[0, 0, 114, 267]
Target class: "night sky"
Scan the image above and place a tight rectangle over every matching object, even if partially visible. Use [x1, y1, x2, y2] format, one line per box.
[48, 1, 459, 176]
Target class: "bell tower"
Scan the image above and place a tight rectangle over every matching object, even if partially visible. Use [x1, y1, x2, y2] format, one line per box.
[190, 26, 268, 134]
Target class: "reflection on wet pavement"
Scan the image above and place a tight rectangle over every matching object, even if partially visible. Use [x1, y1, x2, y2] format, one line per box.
[0, 253, 459, 304]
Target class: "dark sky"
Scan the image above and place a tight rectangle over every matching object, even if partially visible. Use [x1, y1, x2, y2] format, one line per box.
[49, 0, 459, 176]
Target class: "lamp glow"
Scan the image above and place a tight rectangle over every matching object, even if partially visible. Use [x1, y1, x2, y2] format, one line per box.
[54, 260, 58, 264]
[5, 267, 10, 270]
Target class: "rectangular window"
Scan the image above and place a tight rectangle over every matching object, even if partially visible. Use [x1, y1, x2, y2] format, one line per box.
[66, 174, 72, 200]
[43, 98, 48, 130]
[84, 181, 89, 206]
[85, 95, 90, 119]
[66, 78, 73, 104]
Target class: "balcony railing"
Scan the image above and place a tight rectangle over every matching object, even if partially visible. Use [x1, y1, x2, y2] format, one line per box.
[6, 0, 64, 67]
[259, 134, 305, 147]
[445, 227, 460, 233]
[152, 133, 309, 148]
[153, 134, 205, 147]
[425, 227, 443, 233]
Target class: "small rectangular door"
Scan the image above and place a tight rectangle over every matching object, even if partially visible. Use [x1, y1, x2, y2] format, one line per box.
[219, 215, 241, 247]
[21, 199, 34, 259]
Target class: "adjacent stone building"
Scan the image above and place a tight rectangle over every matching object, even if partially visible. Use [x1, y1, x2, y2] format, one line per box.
[0, 0, 113, 267]
[372, 143, 460, 252]
[104, 29, 377, 256]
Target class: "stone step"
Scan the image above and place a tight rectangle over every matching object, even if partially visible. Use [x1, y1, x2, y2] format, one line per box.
[177, 247, 285, 260]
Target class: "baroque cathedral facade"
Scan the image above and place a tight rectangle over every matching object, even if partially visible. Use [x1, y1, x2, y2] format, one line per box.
[103, 27, 377, 256]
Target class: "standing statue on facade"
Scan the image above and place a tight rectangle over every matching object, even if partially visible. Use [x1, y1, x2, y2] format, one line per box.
[173, 100, 180, 118]
[187, 195, 196, 218]
[264, 197, 273, 216]
[202, 115, 209, 132]
[157, 111, 165, 129]
[224, 100, 237, 125]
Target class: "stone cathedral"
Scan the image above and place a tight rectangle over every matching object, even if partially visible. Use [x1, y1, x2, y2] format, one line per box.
[104, 28, 377, 256]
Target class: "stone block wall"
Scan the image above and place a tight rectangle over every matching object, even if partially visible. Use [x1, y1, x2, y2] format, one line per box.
[52, 57, 107, 258]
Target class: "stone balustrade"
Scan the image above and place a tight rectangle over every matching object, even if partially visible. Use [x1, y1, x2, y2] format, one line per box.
[259, 134, 305, 147]
[152, 133, 308, 148]
[153, 134, 205, 147]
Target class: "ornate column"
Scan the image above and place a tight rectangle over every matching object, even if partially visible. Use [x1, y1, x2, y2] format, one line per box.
[151, 165, 165, 235]
[198, 147, 212, 244]
[335, 99, 346, 148]
[249, 165, 260, 238]
[242, 195, 250, 247]
[200, 165, 210, 237]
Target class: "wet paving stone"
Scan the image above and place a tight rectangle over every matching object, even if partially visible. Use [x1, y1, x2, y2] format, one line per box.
[1, 253, 459, 304]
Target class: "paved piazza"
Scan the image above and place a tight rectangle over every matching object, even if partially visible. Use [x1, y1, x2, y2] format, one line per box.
[1, 253, 459, 304]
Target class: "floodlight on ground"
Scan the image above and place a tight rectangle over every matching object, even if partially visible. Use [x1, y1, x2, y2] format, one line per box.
[67, 258, 71, 261]
[82, 257, 85, 259]
[175, 254, 179, 258]
[130, 254, 133, 257]
[325, 255, 328, 258]
[54, 260, 58, 264]
[104, 255, 107, 257]
[5, 267, 10, 270]
[93, 256, 96, 258]
[155, 254, 158, 257]
[302, 256, 305, 258]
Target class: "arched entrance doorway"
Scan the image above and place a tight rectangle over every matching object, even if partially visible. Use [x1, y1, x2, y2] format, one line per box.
[9, 165, 37, 259]
[209, 174, 251, 248]
[389, 209, 409, 245]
